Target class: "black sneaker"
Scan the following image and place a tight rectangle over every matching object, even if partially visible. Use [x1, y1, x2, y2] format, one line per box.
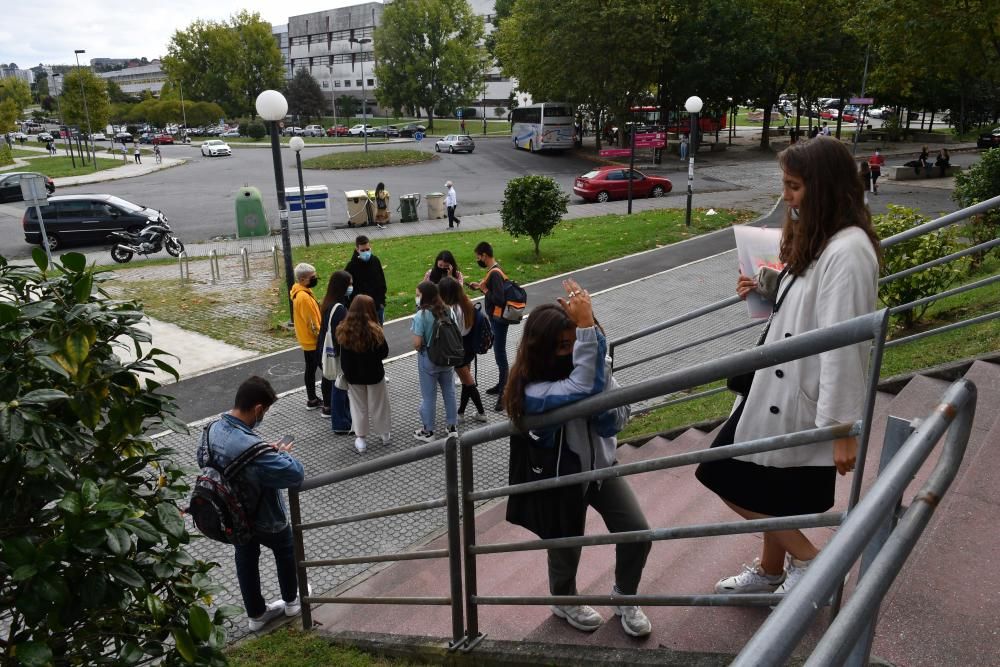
[320, 406, 331, 416]
[494, 398, 505, 412]
[306, 398, 322, 410]
[484, 385, 501, 396]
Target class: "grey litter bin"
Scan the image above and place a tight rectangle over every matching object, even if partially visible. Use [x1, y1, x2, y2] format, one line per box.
[425, 192, 446, 220]
[399, 193, 421, 222]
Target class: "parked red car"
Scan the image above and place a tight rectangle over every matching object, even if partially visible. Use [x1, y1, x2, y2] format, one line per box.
[573, 167, 672, 203]
[151, 134, 174, 145]
[326, 125, 349, 137]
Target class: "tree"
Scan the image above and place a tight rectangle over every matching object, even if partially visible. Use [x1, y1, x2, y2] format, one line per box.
[0, 251, 236, 665]
[0, 78, 31, 119]
[163, 11, 283, 117]
[33, 72, 49, 102]
[374, 0, 486, 129]
[186, 101, 227, 127]
[286, 68, 326, 121]
[59, 68, 111, 132]
[954, 147, 1000, 268]
[500, 175, 569, 256]
[338, 94, 359, 119]
[106, 80, 134, 104]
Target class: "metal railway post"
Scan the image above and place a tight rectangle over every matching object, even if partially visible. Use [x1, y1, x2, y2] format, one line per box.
[288, 490, 312, 630]
[459, 441, 485, 649]
[444, 435, 466, 648]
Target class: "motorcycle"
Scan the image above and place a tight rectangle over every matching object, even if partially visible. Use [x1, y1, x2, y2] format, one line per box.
[108, 220, 185, 263]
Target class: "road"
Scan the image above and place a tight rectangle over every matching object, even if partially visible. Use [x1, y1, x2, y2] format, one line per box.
[0, 137, 737, 257]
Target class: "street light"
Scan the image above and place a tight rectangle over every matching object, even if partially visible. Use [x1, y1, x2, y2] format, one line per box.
[74, 50, 96, 172]
[727, 96, 734, 145]
[288, 136, 311, 247]
[52, 74, 70, 160]
[349, 36, 372, 153]
[177, 79, 188, 143]
[255, 89, 296, 321]
[684, 95, 703, 228]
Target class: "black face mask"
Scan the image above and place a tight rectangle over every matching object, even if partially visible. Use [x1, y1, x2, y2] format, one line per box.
[476, 259, 487, 269]
[307, 276, 318, 288]
[551, 353, 575, 380]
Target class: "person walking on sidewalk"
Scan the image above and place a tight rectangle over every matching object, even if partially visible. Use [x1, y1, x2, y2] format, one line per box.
[467, 242, 509, 411]
[695, 136, 880, 600]
[868, 149, 884, 195]
[337, 294, 392, 454]
[133, 144, 142, 164]
[197, 376, 306, 632]
[504, 279, 652, 638]
[317, 270, 353, 431]
[679, 134, 689, 161]
[345, 235, 387, 324]
[438, 276, 487, 423]
[153, 144, 162, 164]
[445, 180, 461, 228]
[290, 263, 323, 410]
[410, 280, 459, 442]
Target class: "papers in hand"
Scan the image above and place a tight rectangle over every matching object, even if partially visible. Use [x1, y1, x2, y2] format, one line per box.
[733, 226, 784, 319]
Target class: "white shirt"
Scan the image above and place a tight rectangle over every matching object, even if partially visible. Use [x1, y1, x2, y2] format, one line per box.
[733, 226, 878, 468]
[445, 186, 457, 208]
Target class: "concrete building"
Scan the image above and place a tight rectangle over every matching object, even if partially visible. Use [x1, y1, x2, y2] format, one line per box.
[97, 60, 168, 96]
[272, 23, 292, 81]
[287, 3, 383, 116]
[0, 65, 34, 86]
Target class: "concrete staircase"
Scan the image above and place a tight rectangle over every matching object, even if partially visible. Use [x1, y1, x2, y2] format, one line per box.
[309, 361, 1000, 665]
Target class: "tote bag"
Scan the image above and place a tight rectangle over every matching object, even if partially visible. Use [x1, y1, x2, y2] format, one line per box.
[321, 303, 344, 381]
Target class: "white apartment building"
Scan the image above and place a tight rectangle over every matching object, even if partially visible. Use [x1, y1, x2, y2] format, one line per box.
[97, 60, 167, 96]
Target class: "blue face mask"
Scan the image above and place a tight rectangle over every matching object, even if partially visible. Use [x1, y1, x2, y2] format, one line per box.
[346, 285, 354, 297]
[359, 250, 372, 262]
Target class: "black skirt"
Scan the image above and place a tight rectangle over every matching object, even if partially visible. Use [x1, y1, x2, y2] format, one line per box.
[695, 399, 836, 517]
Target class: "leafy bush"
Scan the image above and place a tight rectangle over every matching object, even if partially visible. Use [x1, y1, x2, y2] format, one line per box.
[500, 175, 569, 256]
[0, 144, 12, 167]
[875, 205, 966, 329]
[0, 251, 234, 666]
[247, 122, 266, 140]
[953, 146, 1000, 269]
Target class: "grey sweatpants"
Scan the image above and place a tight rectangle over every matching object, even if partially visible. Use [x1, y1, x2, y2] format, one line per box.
[547, 475, 651, 596]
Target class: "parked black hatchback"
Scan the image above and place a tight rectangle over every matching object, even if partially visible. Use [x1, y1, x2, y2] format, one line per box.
[22, 194, 168, 250]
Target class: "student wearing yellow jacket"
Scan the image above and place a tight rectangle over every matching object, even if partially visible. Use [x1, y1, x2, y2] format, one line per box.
[290, 263, 323, 410]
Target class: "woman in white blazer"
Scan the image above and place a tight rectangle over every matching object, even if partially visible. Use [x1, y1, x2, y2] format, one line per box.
[695, 137, 881, 598]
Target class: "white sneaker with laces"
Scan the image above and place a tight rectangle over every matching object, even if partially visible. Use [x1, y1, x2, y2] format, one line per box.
[247, 600, 285, 631]
[550, 604, 604, 632]
[414, 428, 435, 443]
[613, 604, 652, 637]
[284, 584, 313, 617]
[354, 437, 367, 454]
[714, 558, 785, 594]
[471, 411, 488, 423]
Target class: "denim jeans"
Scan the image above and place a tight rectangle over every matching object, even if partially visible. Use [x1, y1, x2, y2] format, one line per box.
[329, 385, 352, 431]
[490, 316, 510, 393]
[417, 350, 457, 431]
[376, 305, 385, 325]
[234, 524, 298, 618]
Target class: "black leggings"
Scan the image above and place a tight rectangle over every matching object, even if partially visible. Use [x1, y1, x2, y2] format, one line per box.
[303, 348, 319, 401]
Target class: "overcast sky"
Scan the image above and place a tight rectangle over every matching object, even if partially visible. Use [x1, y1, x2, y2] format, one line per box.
[2, 0, 376, 68]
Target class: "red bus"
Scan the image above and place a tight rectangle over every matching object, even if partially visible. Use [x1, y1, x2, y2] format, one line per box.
[629, 105, 726, 134]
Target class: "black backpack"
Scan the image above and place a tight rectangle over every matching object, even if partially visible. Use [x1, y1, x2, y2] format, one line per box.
[188, 426, 270, 545]
[472, 303, 494, 354]
[427, 310, 465, 367]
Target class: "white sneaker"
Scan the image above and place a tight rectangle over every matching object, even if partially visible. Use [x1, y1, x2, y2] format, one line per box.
[550, 604, 604, 632]
[381, 432, 391, 446]
[247, 600, 285, 631]
[414, 428, 435, 443]
[284, 584, 313, 616]
[354, 437, 367, 454]
[613, 604, 652, 637]
[470, 411, 488, 423]
[775, 555, 810, 596]
[714, 558, 785, 594]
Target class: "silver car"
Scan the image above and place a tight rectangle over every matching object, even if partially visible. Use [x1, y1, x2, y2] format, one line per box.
[434, 134, 475, 153]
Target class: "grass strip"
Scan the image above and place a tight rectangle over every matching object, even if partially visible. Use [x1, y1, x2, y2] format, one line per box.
[227, 627, 415, 666]
[302, 149, 436, 170]
[10, 155, 123, 178]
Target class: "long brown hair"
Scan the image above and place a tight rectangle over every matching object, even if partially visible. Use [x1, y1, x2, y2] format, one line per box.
[335, 294, 385, 351]
[438, 276, 474, 329]
[777, 137, 881, 275]
[503, 304, 576, 421]
[320, 270, 352, 314]
[416, 280, 449, 319]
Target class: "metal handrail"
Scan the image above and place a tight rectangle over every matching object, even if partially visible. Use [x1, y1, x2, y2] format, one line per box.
[733, 379, 977, 666]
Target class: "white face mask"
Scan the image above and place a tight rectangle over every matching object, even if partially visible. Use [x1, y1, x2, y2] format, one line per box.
[416, 296, 422, 308]
[789, 207, 800, 221]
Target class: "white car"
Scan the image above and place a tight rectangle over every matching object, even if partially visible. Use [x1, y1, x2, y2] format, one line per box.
[220, 129, 240, 138]
[347, 124, 375, 136]
[201, 139, 232, 157]
[89, 132, 107, 141]
[302, 124, 325, 137]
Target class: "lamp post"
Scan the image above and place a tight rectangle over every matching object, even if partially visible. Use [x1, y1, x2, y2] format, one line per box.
[349, 36, 372, 153]
[727, 97, 734, 145]
[256, 90, 296, 321]
[52, 74, 70, 160]
[288, 136, 311, 247]
[74, 50, 96, 171]
[327, 65, 338, 129]
[177, 79, 188, 143]
[684, 95, 703, 228]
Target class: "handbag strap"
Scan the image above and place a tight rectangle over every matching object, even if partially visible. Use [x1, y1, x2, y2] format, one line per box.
[326, 302, 343, 338]
[755, 268, 797, 345]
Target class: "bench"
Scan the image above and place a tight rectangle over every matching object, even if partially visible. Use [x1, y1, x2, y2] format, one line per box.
[888, 164, 963, 180]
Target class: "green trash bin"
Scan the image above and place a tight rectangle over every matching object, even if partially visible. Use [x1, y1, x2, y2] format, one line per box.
[399, 193, 421, 222]
[235, 186, 270, 238]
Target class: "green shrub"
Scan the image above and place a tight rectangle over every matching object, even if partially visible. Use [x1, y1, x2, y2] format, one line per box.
[953, 146, 1000, 269]
[0, 251, 234, 665]
[875, 205, 966, 329]
[0, 144, 12, 167]
[247, 122, 266, 140]
[500, 175, 569, 256]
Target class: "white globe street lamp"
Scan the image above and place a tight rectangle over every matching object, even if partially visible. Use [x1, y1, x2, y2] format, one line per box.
[684, 95, 704, 227]
[255, 89, 296, 320]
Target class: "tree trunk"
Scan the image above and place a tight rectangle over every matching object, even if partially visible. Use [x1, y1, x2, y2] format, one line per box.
[533, 236, 541, 257]
[759, 96, 775, 150]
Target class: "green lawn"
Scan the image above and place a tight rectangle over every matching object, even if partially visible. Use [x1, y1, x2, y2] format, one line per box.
[227, 627, 415, 667]
[301, 149, 436, 170]
[10, 155, 123, 178]
[618, 255, 1000, 442]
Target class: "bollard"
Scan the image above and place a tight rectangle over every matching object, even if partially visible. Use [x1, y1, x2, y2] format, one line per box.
[240, 247, 250, 282]
[209, 249, 221, 284]
[272, 245, 280, 278]
[178, 251, 190, 282]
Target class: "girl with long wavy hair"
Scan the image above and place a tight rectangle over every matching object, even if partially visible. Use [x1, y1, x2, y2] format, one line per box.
[317, 270, 353, 432]
[438, 276, 486, 423]
[336, 294, 390, 454]
[410, 281, 459, 442]
[503, 279, 652, 639]
[696, 136, 881, 599]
